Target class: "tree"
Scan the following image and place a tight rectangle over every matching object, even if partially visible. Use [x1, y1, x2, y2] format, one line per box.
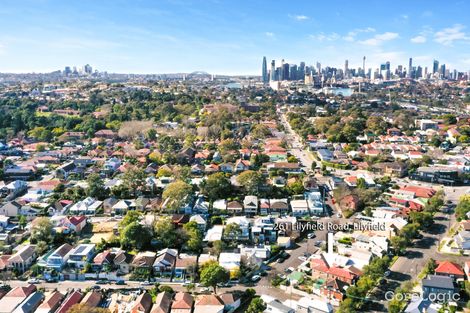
[154, 216, 188, 249]
[236, 170, 264, 195]
[122, 167, 147, 197]
[456, 195, 470, 221]
[183, 221, 203, 253]
[357, 178, 367, 189]
[119, 211, 142, 232]
[162, 180, 192, 212]
[199, 262, 229, 293]
[146, 128, 157, 141]
[223, 223, 242, 241]
[250, 124, 270, 139]
[86, 173, 108, 200]
[18, 215, 27, 230]
[246, 297, 266, 313]
[31, 217, 53, 244]
[390, 235, 408, 254]
[200, 173, 231, 201]
[211, 240, 226, 256]
[286, 180, 305, 195]
[120, 222, 151, 251]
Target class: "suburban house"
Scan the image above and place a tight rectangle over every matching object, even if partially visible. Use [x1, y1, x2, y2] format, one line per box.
[243, 196, 258, 215]
[8, 245, 37, 273]
[0, 285, 37, 313]
[37, 243, 73, 270]
[35, 291, 64, 313]
[150, 291, 172, 313]
[153, 249, 177, 279]
[55, 291, 83, 313]
[193, 294, 224, 313]
[434, 261, 465, 280]
[219, 293, 241, 312]
[174, 254, 197, 282]
[171, 292, 194, 313]
[67, 244, 96, 269]
[422, 275, 456, 302]
[131, 292, 153, 313]
[69, 197, 103, 216]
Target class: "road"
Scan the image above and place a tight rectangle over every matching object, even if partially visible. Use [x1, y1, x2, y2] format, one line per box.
[278, 112, 314, 172]
[7, 278, 299, 302]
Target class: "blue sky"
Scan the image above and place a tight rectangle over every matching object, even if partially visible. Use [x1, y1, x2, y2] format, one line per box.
[0, 0, 469, 74]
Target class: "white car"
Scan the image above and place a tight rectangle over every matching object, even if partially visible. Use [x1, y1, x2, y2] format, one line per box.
[140, 281, 152, 286]
[251, 275, 261, 282]
[307, 233, 316, 239]
[28, 278, 40, 284]
[298, 256, 307, 261]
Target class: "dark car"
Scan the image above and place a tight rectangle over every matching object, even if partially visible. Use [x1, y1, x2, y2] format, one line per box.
[277, 257, 285, 263]
[96, 280, 108, 285]
[115, 280, 126, 285]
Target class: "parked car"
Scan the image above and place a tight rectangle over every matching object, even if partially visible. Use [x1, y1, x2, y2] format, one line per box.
[115, 280, 126, 285]
[28, 278, 40, 284]
[298, 256, 307, 261]
[91, 285, 101, 290]
[96, 280, 108, 285]
[384, 271, 391, 277]
[276, 257, 285, 263]
[140, 281, 152, 286]
[307, 233, 316, 239]
[251, 275, 261, 282]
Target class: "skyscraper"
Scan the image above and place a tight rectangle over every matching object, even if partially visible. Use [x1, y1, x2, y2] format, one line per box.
[408, 58, 413, 78]
[362, 56, 366, 77]
[344, 60, 349, 79]
[270, 60, 276, 81]
[433, 60, 439, 74]
[262, 57, 268, 83]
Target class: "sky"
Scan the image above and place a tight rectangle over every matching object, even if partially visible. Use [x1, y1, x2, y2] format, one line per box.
[0, 0, 470, 75]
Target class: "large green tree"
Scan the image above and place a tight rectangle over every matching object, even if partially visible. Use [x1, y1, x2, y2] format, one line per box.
[86, 173, 108, 200]
[200, 173, 231, 201]
[153, 216, 188, 249]
[162, 180, 192, 212]
[122, 167, 147, 197]
[199, 262, 229, 293]
[120, 222, 151, 251]
[183, 221, 203, 253]
[236, 170, 264, 195]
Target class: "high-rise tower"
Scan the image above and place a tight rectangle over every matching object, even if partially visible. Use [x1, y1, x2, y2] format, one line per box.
[262, 57, 268, 83]
[362, 56, 366, 77]
[408, 58, 413, 78]
[270, 60, 276, 81]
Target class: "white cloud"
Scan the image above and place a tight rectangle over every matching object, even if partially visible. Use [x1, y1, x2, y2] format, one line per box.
[309, 32, 339, 41]
[359, 32, 399, 46]
[265, 32, 275, 38]
[342, 27, 376, 42]
[411, 35, 426, 43]
[290, 14, 309, 21]
[434, 24, 470, 46]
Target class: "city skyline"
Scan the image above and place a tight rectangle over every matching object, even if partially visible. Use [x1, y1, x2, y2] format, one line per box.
[1, 0, 470, 74]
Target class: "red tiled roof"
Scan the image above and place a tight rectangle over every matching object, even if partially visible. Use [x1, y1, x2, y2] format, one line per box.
[327, 267, 356, 280]
[435, 261, 464, 276]
[6, 285, 36, 297]
[400, 186, 436, 198]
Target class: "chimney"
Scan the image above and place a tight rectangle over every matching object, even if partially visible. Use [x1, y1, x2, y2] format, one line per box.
[327, 232, 334, 254]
